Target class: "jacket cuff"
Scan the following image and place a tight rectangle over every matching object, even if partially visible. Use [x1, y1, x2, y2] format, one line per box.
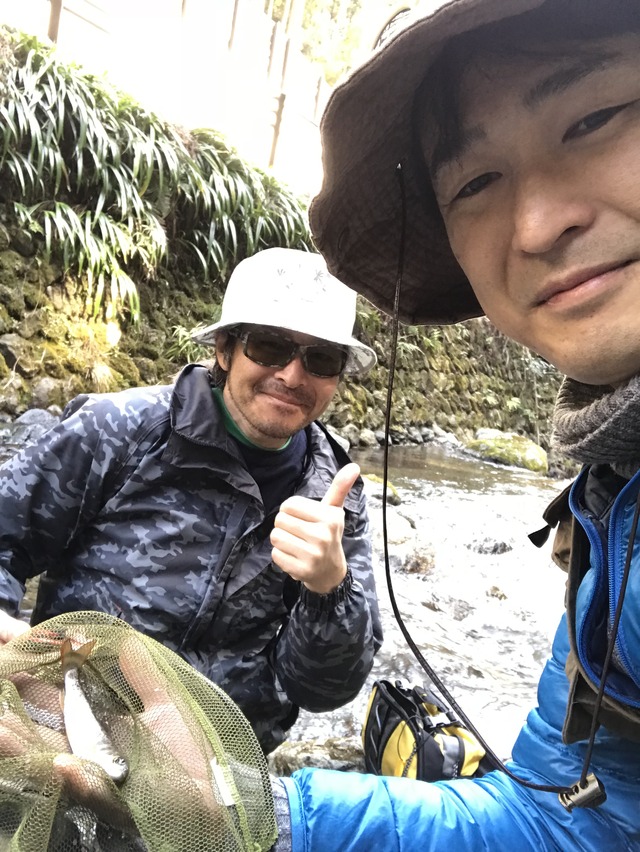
[299, 568, 353, 611]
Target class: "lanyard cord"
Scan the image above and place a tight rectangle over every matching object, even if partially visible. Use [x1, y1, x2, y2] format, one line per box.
[380, 162, 625, 809]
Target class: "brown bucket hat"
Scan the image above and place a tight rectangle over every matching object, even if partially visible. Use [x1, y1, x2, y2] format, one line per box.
[309, 0, 551, 326]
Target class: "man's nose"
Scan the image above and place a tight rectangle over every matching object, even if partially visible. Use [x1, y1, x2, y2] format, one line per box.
[274, 354, 307, 384]
[511, 170, 596, 255]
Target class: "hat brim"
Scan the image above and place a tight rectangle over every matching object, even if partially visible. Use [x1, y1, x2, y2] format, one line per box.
[309, 0, 546, 326]
[191, 321, 377, 377]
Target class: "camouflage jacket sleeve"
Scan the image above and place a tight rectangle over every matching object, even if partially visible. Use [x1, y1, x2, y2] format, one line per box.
[273, 485, 382, 712]
[0, 390, 166, 614]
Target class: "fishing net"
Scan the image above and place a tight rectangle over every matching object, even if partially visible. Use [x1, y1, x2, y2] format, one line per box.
[0, 611, 277, 852]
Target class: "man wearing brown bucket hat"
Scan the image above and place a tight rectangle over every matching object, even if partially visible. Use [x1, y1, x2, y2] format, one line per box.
[266, 0, 640, 848]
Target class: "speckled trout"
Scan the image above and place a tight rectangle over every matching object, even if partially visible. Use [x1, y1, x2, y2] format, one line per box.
[60, 638, 129, 783]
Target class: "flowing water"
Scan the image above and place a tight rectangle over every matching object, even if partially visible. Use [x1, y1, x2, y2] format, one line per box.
[288, 444, 570, 761]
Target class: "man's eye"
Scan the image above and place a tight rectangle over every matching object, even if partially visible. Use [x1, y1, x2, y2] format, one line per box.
[563, 103, 631, 141]
[454, 172, 499, 201]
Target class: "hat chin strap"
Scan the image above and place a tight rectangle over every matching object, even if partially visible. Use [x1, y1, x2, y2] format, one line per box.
[380, 161, 608, 812]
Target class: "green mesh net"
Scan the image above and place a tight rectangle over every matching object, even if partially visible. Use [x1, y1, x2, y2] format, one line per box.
[0, 611, 276, 851]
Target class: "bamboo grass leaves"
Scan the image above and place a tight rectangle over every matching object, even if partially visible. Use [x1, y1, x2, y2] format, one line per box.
[0, 28, 311, 322]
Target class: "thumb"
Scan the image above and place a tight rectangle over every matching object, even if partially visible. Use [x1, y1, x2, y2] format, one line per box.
[321, 463, 360, 508]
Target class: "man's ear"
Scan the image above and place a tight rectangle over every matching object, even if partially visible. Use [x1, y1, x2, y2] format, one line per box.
[215, 332, 231, 372]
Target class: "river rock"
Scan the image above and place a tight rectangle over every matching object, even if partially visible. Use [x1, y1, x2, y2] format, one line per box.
[362, 474, 402, 506]
[326, 425, 350, 453]
[465, 429, 548, 474]
[400, 545, 436, 575]
[374, 429, 390, 446]
[466, 536, 513, 555]
[432, 423, 461, 446]
[359, 427, 378, 448]
[269, 736, 365, 776]
[406, 426, 423, 444]
[340, 423, 360, 448]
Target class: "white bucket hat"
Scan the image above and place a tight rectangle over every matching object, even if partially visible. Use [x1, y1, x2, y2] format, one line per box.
[191, 248, 377, 376]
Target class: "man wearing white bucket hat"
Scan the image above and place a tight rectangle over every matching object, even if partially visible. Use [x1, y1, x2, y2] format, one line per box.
[264, 0, 640, 849]
[0, 246, 382, 754]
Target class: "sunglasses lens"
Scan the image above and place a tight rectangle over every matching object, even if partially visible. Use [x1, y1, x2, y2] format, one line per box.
[242, 332, 347, 377]
[304, 347, 347, 377]
[244, 333, 294, 367]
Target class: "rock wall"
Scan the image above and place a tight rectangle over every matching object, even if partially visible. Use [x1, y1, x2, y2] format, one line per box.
[327, 319, 563, 451]
[0, 231, 563, 450]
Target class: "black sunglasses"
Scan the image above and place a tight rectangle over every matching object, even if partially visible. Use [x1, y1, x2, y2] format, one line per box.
[236, 330, 348, 378]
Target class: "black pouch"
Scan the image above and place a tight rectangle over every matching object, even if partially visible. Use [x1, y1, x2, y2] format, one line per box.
[362, 679, 489, 781]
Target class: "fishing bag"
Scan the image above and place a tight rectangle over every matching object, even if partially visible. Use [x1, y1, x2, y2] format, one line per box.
[362, 679, 488, 781]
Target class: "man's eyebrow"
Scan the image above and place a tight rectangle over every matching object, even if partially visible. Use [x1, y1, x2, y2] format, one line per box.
[522, 51, 619, 109]
[429, 126, 486, 189]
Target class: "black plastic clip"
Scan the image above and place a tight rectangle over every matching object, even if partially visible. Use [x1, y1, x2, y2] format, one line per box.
[558, 774, 607, 811]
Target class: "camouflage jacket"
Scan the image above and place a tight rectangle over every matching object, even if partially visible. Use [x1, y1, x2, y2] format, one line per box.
[0, 364, 382, 752]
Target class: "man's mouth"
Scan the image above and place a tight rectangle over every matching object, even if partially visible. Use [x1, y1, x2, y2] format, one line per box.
[536, 260, 635, 306]
[258, 382, 312, 409]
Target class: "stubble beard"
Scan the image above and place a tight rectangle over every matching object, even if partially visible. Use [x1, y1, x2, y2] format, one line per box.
[226, 377, 314, 441]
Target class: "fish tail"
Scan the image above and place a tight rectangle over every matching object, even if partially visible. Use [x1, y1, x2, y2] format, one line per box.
[60, 638, 96, 673]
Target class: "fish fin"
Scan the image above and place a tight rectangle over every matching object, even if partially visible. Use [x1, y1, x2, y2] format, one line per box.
[60, 638, 96, 673]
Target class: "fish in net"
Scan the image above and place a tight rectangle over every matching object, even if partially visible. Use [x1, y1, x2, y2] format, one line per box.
[0, 610, 276, 851]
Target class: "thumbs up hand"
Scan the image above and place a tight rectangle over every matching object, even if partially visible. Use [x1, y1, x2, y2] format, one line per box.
[270, 463, 360, 595]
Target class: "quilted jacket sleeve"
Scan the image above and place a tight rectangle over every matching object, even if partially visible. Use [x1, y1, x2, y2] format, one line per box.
[273, 485, 382, 712]
[0, 392, 156, 613]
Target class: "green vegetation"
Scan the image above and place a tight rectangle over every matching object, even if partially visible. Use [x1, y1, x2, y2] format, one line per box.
[0, 24, 562, 450]
[0, 27, 311, 323]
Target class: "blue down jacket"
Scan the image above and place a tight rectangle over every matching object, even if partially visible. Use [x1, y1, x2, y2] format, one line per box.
[282, 464, 640, 850]
[0, 365, 382, 753]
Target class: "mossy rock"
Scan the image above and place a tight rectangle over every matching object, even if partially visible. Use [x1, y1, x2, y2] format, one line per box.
[465, 431, 548, 474]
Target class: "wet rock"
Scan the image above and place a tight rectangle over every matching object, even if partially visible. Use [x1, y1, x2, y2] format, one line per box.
[374, 429, 391, 446]
[359, 427, 378, 448]
[340, 423, 360, 447]
[269, 736, 365, 776]
[488, 585, 508, 601]
[326, 425, 350, 453]
[465, 429, 548, 474]
[466, 536, 513, 555]
[432, 423, 461, 446]
[401, 546, 436, 575]
[362, 474, 402, 506]
[406, 426, 423, 444]
[452, 600, 474, 621]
